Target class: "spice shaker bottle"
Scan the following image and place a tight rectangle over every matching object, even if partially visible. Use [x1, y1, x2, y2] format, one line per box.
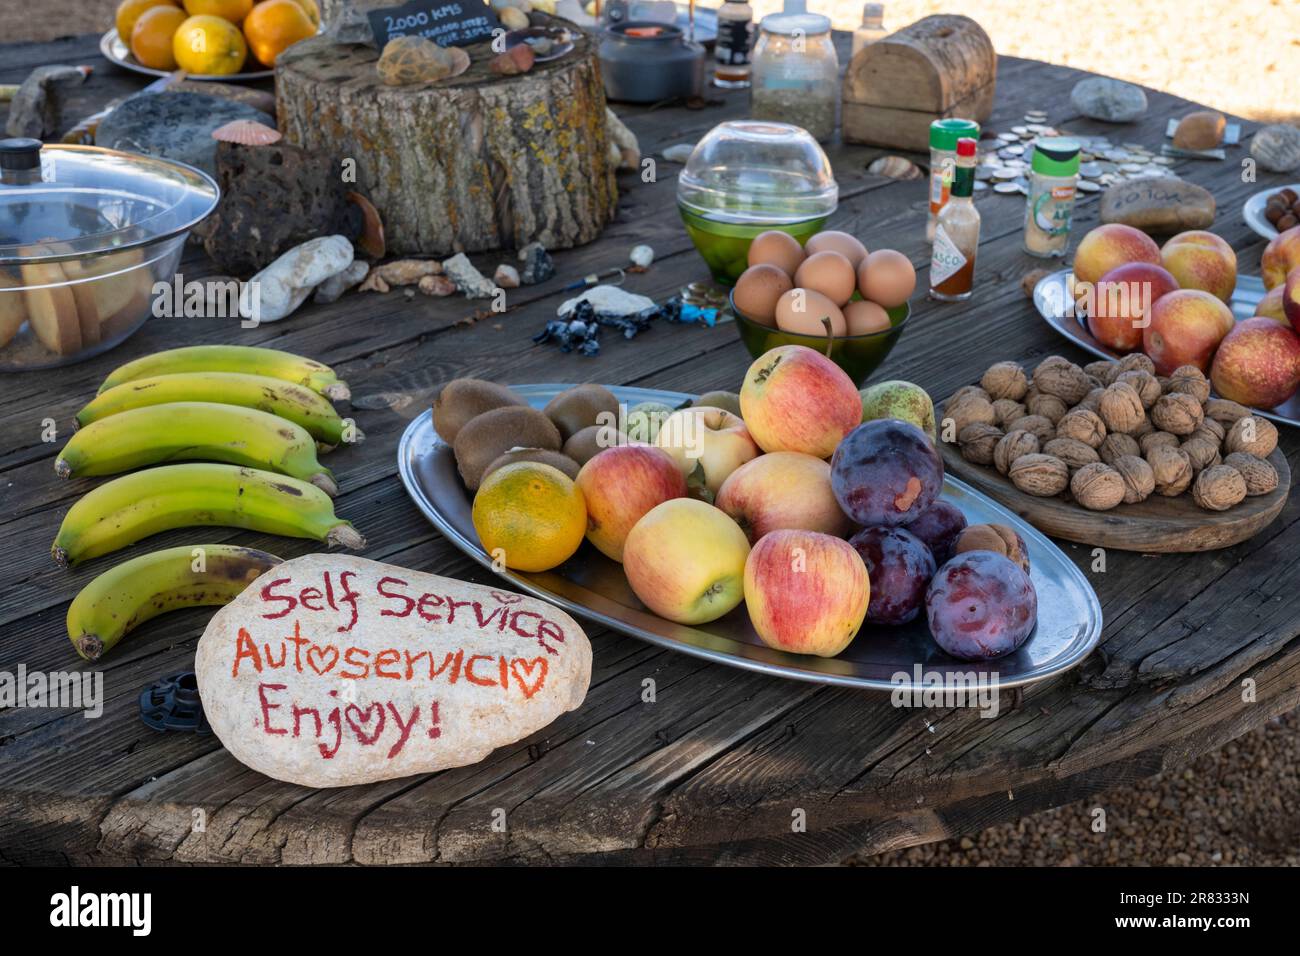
[930, 137, 980, 302]
[927, 118, 979, 242]
[1023, 137, 1081, 258]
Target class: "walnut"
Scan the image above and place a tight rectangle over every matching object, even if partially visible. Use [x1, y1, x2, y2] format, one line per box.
[1204, 398, 1252, 427]
[1129, 415, 1155, 438]
[949, 385, 991, 406]
[1098, 382, 1146, 434]
[1099, 432, 1141, 465]
[1025, 391, 1069, 423]
[1165, 364, 1211, 403]
[1056, 408, 1107, 448]
[1071, 462, 1125, 511]
[1007, 414, 1056, 445]
[1180, 435, 1222, 472]
[1116, 369, 1161, 409]
[980, 361, 1029, 401]
[1116, 352, 1155, 376]
[1224, 416, 1278, 458]
[1188, 418, 1225, 446]
[1076, 387, 1105, 413]
[1032, 356, 1092, 404]
[1150, 393, 1204, 435]
[1112, 455, 1155, 504]
[1146, 445, 1194, 496]
[1192, 464, 1247, 512]
[952, 523, 1030, 572]
[1084, 360, 1120, 386]
[994, 429, 1040, 475]
[1009, 453, 1069, 496]
[1043, 436, 1101, 470]
[1140, 430, 1180, 456]
[944, 394, 997, 438]
[992, 398, 1027, 428]
[959, 423, 1004, 465]
[1223, 452, 1279, 496]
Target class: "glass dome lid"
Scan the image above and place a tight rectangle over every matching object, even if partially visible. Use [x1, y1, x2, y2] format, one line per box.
[0, 139, 219, 267]
[676, 120, 838, 225]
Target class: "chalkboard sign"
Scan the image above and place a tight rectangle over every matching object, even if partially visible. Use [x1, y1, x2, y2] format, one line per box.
[367, 0, 501, 50]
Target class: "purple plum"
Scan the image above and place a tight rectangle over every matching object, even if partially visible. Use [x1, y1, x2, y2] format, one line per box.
[849, 526, 937, 625]
[926, 551, 1037, 661]
[831, 419, 944, 527]
[904, 499, 968, 564]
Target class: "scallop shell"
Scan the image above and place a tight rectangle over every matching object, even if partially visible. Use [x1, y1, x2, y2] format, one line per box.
[210, 119, 282, 146]
[867, 155, 922, 180]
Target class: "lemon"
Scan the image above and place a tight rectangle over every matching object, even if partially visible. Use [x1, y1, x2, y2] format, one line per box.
[472, 462, 587, 572]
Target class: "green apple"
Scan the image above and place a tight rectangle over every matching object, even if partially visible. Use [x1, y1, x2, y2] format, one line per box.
[694, 389, 743, 418]
[859, 380, 935, 439]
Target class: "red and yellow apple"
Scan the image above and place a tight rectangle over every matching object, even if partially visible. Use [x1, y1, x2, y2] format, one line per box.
[1086, 261, 1179, 352]
[1142, 288, 1235, 375]
[743, 529, 869, 657]
[576, 445, 687, 562]
[1284, 267, 1300, 332]
[1072, 223, 1162, 287]
[715, 451, 853, 543]
[1262, 224, 1300, 290]
[738, 344, 861, 458]
[623, 498, 750, 625]
[654, 405, 759, 496]
[1210, 317, 1300, 410]
[1160, 230, 1237, 303]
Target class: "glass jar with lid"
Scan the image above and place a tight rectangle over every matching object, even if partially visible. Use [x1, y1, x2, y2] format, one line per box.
[749, 13, 839, 144]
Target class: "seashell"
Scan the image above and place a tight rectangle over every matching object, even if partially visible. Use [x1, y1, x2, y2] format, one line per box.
[1251, 124, 1300, 174]
[1070, 77, 1147, 123]
[867, 155, 922, 180]
[210, 119, 281, 146]
[662, 143, 694, 163]
[346, 191, 385, 260]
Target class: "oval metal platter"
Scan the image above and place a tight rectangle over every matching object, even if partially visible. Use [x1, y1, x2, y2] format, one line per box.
[396, 383, 1103, 692]
[1033, 268, 1300, 427]
[100, 28, 277, 81]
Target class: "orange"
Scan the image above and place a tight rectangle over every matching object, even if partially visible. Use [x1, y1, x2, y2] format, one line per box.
[173, 14, 248, 74]
[182, 0, 253, 23]
[259, 0, 319, 27]
[243, 0, 317, 67]
[472, 463, 588, 572]
[116, 0, 179, 42]
[130, 5, 188, 70]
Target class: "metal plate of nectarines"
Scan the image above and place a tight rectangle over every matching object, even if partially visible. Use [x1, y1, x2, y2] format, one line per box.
[397, 384, 1103, 691]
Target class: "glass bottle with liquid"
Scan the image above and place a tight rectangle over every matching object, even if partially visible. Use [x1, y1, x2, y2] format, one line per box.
[850, 3, 886, 61]
[930, 137, 980, 301]
[713, 1, 754, 89]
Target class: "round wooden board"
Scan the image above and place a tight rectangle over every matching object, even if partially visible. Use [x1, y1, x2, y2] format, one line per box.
[938, 437, 1290, 553]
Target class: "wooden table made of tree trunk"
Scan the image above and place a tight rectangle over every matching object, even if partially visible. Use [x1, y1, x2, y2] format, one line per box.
[1, 32, 1298, 866]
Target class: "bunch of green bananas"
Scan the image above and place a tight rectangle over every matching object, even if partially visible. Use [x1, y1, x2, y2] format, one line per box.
[57, 345, 368, 661]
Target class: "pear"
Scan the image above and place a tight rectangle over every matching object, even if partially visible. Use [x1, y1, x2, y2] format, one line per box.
[859, 380, 935, 440]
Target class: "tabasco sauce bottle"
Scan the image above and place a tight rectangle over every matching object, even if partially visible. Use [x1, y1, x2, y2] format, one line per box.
[929, 137, 980, 301]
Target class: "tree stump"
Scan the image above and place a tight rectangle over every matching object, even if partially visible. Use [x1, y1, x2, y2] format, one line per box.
[275, 24, 617, 257]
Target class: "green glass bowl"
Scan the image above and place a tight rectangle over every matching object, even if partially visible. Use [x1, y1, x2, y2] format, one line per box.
[679, 204, 827, 286]
[730, 292, 912, 386]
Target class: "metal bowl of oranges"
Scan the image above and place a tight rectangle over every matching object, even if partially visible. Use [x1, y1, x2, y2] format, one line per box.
[102, 0, 322, 81]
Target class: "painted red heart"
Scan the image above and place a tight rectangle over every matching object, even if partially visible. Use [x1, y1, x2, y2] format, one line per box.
[345, 702, 386, 745]
[305, 643, 339, 675]
[491, 591, 525, 605]
[510, 657, 548, 699]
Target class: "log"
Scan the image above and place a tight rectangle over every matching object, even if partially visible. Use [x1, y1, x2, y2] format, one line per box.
[275, 23, 617, 257]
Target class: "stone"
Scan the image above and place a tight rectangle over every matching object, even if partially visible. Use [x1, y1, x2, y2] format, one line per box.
[1251, 124, 1300, 174]
[605, 107, 640, 171]
[662, 143, 694, 163]
[558, 285, 657, 319]
[418, 274, 456, 296]
[377, 36, 470, 86]
[1100, 177, 1215, 233]
[313, 260, 370, 304]
[244, 236, 355, 323]
[359, 259, 442, 292]
[4, 65, 87, 138]
[498, 5, 529, 30]
[494, 264, 520, 288]
[194, 554, 592, 788]
[629, 244, 654, 269]
[442, 253, 496, 298]
[518, 242, 555, 284]
[1070, 77, 1148, 123]
[490, 43, 535, 76]
[96, 92, 274, 177]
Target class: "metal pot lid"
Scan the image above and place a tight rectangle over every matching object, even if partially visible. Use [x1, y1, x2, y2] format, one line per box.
[0, 139, 218, 266]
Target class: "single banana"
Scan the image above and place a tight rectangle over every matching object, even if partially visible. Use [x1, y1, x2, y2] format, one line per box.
[52, 463, 365, 567]
[77, 371, 362, 446]
[55, 402, 338, 494]
[66, 544, 281, 661]
[98, 345, 350, 400]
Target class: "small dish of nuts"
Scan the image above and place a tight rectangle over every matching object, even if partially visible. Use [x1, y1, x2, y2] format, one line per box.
[1243, 183, 1300, 242]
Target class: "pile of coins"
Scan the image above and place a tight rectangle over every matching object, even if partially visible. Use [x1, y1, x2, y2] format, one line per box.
[976, 113, 1180, 198]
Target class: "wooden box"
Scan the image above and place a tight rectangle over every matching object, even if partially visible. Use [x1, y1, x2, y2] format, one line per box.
[841, 15, 996, 152]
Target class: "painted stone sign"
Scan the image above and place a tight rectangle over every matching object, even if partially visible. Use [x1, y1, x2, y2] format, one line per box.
[195, 554, 591, 787]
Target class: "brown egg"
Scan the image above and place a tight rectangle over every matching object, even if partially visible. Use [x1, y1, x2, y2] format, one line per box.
[805, 230, 869, 269]
[794, 251, 856, 306]
[747, 230, 805, 277]
[732, 263, 793, 326]
[858, 249, 916, 309]
[844, 300, 892, 336]
[774, 288, 846, 337]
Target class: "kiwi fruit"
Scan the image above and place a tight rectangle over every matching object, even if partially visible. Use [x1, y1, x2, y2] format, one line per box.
[453, 405, 561, 490]
[433, 378, 527, 444]
[694, 390, 743, 418]
[482, 448, 581, 483]
[563, 423, 621, 466]
[544, 384, 620, 442]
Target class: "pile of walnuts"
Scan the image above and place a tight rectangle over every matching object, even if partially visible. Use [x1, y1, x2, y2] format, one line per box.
[946, 354, 1281, 512]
